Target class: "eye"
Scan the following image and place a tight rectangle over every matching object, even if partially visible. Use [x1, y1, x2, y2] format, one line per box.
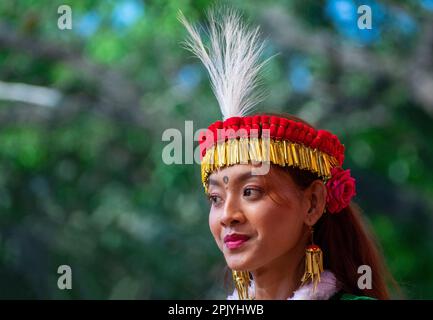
[243, 187, 262, 200]
[208, 194, 223, 207]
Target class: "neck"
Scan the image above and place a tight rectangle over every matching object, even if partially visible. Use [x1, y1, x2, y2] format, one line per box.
[251, 245, 305, 300]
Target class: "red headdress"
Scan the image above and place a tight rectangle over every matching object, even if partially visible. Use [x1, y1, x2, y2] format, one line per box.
[179, 8, 355, 215]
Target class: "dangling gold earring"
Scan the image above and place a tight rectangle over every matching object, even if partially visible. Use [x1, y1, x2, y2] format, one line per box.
[301, 226, 324, 292]
[232, 270, 252, 300]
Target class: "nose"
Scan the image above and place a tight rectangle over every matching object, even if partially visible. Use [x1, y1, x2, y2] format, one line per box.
[220, 195, 246, 227]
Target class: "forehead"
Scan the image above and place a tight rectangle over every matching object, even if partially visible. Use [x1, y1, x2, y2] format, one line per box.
[208, 164, 299, 187]
[209, 164, 258, 180]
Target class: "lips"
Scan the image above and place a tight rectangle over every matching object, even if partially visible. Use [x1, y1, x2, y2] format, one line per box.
[223, 234, 250, 249]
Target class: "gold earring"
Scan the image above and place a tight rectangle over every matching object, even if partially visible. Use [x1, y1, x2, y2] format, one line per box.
[232, 270, 252, 300]
[301, 226, 324, 291]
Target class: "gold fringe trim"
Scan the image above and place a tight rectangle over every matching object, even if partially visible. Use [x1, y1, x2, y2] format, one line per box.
[202, 138, 339, 192]
[232, 270, 252, 300]
[301, 245, 324, 292]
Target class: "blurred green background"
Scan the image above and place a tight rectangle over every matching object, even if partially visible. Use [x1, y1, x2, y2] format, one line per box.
[0, 0, 433, 299]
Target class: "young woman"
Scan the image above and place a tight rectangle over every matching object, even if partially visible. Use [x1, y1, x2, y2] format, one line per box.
[179, 8, 397, 300]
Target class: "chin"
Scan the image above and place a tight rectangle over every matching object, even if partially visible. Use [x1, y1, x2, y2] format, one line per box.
[224, 252, 254, 271]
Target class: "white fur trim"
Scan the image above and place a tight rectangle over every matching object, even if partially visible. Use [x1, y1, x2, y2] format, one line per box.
[227, 270, 340, 300]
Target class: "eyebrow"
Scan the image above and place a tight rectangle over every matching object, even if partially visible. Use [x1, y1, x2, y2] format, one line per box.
[208, 171, 257, 187]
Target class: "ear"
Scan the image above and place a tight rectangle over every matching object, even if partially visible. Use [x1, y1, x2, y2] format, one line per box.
[302, 180, 327, 226]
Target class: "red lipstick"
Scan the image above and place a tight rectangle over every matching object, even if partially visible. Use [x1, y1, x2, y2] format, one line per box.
[224, 234, 250, 249]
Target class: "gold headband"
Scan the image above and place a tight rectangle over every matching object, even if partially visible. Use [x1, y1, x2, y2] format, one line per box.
[201, 137, 339, 193]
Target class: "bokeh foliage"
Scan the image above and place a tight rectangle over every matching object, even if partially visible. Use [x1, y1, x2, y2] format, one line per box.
[0, 0, 433, 298]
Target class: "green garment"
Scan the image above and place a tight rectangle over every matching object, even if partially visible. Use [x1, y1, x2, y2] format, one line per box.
[331, 291, 377, 300]
[340, 293, 376, 300]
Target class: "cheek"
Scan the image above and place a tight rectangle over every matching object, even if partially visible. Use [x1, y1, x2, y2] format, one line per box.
[208, 208, 222, 248]
[253, 199, 305, 249]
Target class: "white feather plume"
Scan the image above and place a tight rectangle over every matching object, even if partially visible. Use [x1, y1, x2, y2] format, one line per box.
[178, 8, 271, 120]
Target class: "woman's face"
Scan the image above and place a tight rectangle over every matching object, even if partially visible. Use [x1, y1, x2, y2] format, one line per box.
[207, 164, 316, 271]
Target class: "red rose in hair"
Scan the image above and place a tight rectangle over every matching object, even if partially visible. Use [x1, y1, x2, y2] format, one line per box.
[326, 167, 356, 214]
